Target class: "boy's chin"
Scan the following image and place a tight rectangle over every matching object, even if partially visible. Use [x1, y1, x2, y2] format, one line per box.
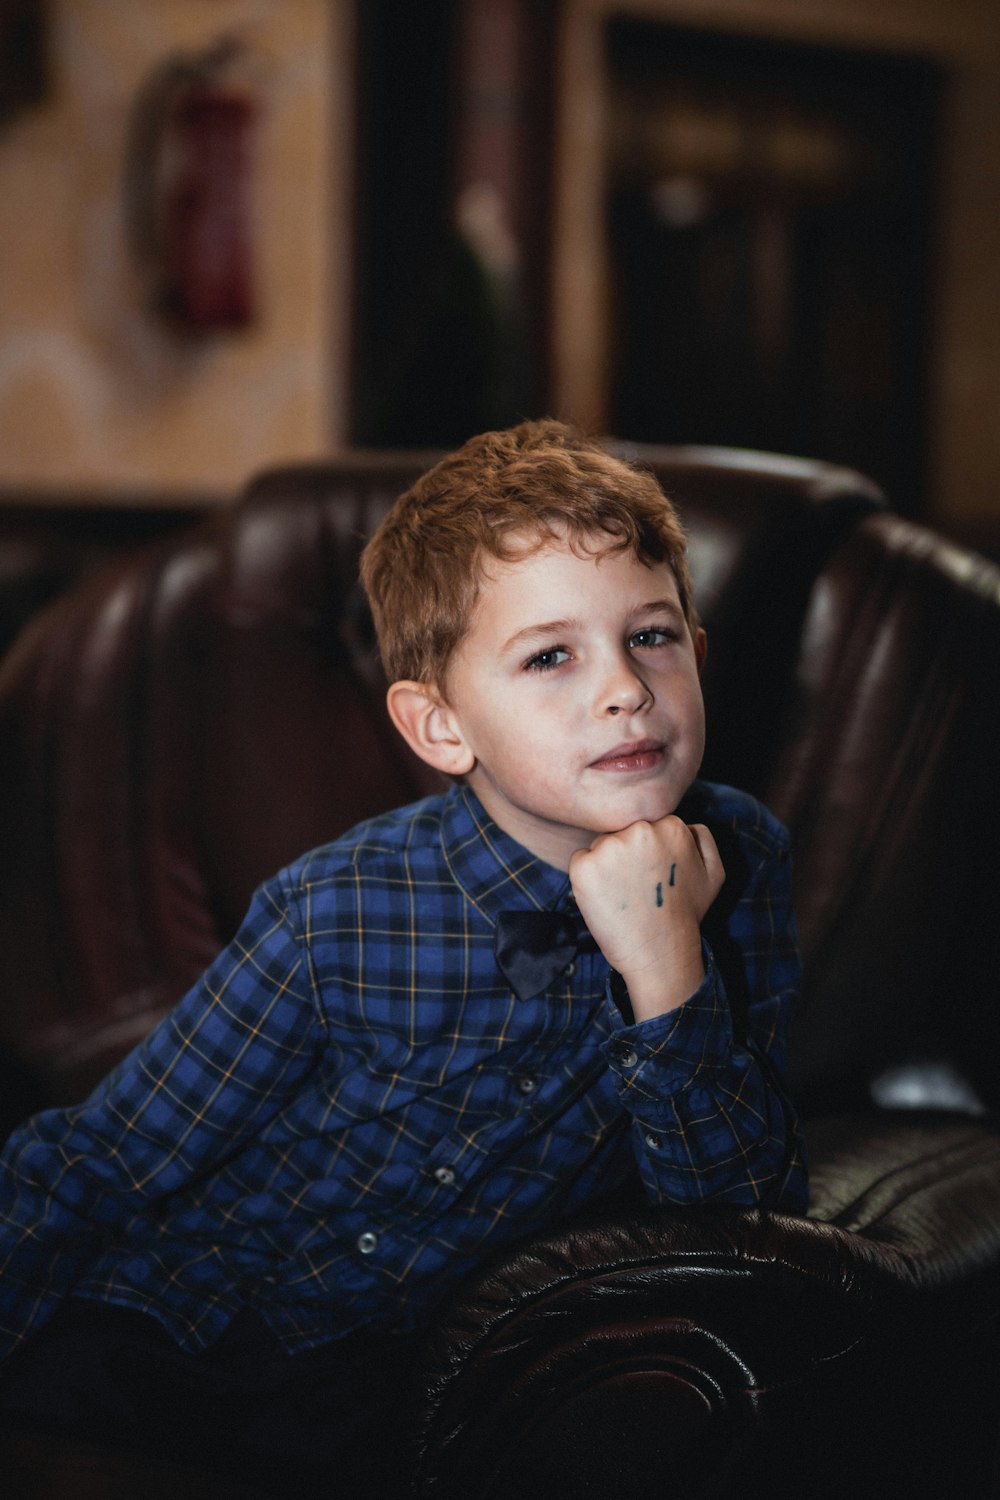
[588, 789, 689, 834]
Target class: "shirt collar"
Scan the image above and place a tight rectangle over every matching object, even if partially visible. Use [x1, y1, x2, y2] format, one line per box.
[441, 784, 573, 927]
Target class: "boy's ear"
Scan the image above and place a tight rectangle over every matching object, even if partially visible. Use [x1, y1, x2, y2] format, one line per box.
[385, 681, 475, 776]
[694, 627, 708, 674]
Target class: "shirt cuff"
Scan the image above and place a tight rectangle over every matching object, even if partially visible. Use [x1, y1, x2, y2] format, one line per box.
[599, 948, 738, 1098]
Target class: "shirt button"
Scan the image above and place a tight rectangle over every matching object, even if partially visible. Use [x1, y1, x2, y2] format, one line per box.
[433, 1165, 456, 1187]
[644, 1131, 663, 1151]
[613, 1043, 639, 1069]
[356, 1231, 378, 1255]
[516, 1072, 538, 1095]
[564, 960, 576, 977]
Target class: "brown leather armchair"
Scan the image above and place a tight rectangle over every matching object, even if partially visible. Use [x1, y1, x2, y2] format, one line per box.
[1, 448, 999, 1498]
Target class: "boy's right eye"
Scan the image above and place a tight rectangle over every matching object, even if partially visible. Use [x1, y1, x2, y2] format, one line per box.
[525, 647, 570, 672]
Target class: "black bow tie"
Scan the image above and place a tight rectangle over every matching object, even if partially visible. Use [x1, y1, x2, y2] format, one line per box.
[494, 909, 599, 1001]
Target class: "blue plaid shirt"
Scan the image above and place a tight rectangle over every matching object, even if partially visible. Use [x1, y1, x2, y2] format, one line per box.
[0, 781, 806, 1360]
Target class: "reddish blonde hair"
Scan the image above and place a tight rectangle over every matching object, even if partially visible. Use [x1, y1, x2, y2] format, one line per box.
[360, 418, 697, 686]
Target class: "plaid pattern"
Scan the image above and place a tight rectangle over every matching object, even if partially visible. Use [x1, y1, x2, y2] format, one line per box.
[0, 782, 806, 1359]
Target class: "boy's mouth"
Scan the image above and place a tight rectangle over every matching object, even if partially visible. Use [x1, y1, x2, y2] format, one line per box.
[589, 739, 665, 773]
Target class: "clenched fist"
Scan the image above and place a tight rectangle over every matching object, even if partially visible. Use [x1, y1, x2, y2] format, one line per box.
[568, 816, 725, 1020]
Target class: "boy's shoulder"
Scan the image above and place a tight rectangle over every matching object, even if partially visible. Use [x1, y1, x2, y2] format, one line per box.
[679, 779, 790, 862]
[277, 792, 453, 896]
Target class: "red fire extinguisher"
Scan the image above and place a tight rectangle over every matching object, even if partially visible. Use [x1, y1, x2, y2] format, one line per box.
[124, 37, 258, 331]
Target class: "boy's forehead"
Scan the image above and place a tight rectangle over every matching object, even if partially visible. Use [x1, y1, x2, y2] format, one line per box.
[471, 533, 681, 625]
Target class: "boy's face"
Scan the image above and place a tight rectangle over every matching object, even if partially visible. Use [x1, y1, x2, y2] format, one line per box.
[439, 534, 707, 871]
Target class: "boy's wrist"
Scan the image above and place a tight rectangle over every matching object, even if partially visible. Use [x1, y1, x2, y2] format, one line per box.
[618, 925, 706, 1020]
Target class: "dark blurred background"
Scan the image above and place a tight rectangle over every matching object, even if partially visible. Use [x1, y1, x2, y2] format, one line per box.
[354, 2, 945, 523]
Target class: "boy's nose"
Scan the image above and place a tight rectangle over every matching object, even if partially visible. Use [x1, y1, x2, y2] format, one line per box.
[598, 657, 652, 717]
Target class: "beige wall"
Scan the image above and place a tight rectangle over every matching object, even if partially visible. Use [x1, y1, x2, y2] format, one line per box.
[553, 0, 1000, 524]
[0, 0, 351, 497]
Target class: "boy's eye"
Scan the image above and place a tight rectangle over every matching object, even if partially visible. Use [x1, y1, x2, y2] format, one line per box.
[525, 647, 570, 672]
[629, 626, 677, 650]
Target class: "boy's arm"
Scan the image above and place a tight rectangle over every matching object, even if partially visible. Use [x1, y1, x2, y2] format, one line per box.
[571, 808, 808, 1214]
[0, 878, 319, 1360]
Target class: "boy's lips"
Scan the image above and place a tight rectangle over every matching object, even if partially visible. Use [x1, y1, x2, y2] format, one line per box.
[589, 739, 665, 772]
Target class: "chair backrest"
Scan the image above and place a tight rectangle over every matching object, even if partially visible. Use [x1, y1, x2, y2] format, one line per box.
[0, 446, 891, 1116]
[765, 513, 1000, 1114]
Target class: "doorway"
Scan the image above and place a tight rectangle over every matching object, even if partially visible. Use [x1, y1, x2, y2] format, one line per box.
[605, 20, 943, 511]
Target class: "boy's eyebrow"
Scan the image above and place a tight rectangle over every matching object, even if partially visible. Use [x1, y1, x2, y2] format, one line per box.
[500, 599, 685, 657]
[634, 598, 685, 622]
[500, 618, 578, 656]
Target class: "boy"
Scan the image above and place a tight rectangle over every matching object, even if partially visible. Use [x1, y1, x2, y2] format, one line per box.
[0, 420, 806, 1490]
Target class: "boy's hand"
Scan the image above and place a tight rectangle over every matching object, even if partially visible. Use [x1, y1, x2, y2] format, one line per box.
[568, 817, 725, 1021]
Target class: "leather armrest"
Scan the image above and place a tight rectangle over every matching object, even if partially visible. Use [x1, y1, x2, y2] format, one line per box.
[414, 1113, 1000, 1499]
[806, 1110, 1000, 1278]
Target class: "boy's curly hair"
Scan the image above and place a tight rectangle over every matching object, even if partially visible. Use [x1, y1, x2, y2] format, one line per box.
[359, 418, 697, 687]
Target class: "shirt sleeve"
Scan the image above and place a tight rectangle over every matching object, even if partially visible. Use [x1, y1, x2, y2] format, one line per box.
[598, 815, 808, 1214]
[0, 876, 320, 1361]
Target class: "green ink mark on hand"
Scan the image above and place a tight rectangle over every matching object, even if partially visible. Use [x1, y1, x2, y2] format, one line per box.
[655, 882, 663, 907]
[669, 863, 677, 887]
